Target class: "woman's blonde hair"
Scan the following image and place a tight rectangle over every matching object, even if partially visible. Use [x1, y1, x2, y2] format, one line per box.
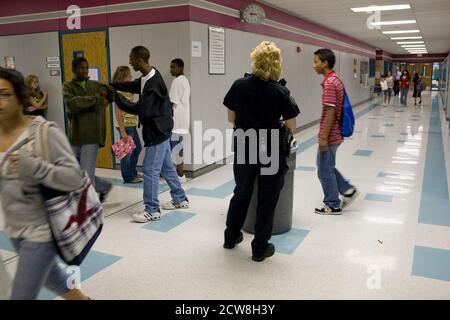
[25, 75, 39, 90]
[112, 65, 131, 83]
[251, 41, 282, 81]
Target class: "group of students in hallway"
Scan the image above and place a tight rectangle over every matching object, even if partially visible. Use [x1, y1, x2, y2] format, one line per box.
[1, 42, 359, 299]
[387, 68, 425, 107]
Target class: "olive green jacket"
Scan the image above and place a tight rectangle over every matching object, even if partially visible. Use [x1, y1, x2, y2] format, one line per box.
[63, 80, 108, 146]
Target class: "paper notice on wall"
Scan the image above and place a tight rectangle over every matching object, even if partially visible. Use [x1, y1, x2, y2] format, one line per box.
[4, 56, 15, 69]
[192, 41, 202, 58]
[208, 26, 225, 74]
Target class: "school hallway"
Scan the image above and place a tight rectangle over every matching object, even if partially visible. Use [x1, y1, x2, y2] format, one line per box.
[2, 91, 449, 300]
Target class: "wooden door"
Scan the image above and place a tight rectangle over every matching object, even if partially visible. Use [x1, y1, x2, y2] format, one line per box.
[61, 30, 113, 169]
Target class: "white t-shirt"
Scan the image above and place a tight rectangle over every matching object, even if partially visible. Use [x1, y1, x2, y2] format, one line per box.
[169, 75, 190, 135]
[140, 68, 156, 95]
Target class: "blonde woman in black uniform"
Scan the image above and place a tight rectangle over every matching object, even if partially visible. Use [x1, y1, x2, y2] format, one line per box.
[222, 41, 300, 262]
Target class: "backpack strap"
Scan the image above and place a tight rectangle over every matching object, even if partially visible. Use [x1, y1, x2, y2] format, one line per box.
[35, 121, 57, 161]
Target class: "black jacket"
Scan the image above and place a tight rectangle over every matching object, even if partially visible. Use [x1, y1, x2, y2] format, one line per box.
[111, 68, 173, 146]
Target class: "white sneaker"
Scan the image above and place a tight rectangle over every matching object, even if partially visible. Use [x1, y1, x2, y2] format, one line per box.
[161, 199, 189, 210]
[132, 211, 161, 223]
[178, 175, 187, 184]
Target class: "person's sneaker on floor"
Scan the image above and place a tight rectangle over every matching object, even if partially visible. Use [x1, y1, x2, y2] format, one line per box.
[178, 175, 187, 184]
[161, 199, 189, 210]
[132, 211, 161, 223]
[223, 232, 243, 249]
[342, 187, 359, 208]
[315, 205, 342, 215]
[99, 184, 113, 203]
[252, 243, 275, 262]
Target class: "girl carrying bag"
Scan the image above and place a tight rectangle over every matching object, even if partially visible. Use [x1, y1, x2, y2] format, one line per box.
[35, 121, 104, 266]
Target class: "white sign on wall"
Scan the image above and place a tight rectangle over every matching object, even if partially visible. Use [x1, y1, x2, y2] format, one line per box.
[192, 41, 202, 58]
[208, 26, 225, 75]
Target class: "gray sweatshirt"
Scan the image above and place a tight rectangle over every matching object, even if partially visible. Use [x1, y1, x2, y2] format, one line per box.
[0, 117, 84, 231]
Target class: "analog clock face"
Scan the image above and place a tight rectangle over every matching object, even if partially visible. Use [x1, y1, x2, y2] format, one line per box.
[241, 4, 266, 25]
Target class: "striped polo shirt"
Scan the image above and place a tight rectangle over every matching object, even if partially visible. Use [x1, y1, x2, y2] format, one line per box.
[319, 70, 344, 145]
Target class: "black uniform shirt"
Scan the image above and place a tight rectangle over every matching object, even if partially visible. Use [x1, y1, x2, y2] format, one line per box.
[223, 74, 300, 129]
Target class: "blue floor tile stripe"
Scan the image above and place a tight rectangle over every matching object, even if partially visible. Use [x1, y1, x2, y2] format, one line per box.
[353, 150, 373, 157]
[0, 231, 15, 253]
[142, 211, 196, 233]
[271, 228, 310, 255]
[418, 97, 450, 226]
[412, 246, 450, 282]
[186, 101, 380, 199]
[296, 166, 316, 172]
[38, 250, 122, 300]
[186, 180, 236, 199]
[364, 193, 393, 202]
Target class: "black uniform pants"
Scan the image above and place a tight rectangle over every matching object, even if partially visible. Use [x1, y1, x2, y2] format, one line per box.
[225, 153, 288, 257]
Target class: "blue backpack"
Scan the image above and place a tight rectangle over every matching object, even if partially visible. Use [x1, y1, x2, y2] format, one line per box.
[341, 90, 355, 137]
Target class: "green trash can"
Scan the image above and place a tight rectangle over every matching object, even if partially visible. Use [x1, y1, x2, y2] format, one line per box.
[243, 149, 297, 235]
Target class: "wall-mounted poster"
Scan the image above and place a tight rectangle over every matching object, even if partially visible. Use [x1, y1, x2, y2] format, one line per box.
[208, 26, 226, 75]
[4, 56, 15, 69]
[360, 61, 369, 86]
[353, 58, 358, 79]
[88, 67, 100, 81]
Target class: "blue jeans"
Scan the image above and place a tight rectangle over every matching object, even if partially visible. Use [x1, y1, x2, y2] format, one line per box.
[143, 138, 187, 213]
[10, 239, 69, 300]
[117, 127, 142, 183]
[400, 88, 409, 105]
[72, 144, 112, 194]
[317, 144, 352, 208]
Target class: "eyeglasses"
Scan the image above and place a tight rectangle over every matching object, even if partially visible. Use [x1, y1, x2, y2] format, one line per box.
[0, 93, 15, 100]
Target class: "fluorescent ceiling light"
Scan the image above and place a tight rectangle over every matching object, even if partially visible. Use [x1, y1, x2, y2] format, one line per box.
[408, 51, 428, 53]
[351, 5, 411, 12]
[401, 44, 426, 47]
[391, 36, 423, 40]
[382, 30, 420, 34]
[371, 20, 416, 26]
[397, 41, 425, 44]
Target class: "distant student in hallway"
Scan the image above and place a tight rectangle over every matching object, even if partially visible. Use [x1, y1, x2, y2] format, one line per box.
[169, 58, 190, 182]
[111, 46, 189, 223]
[412, 72, 423, 106]
[25, 75, 47, 117]
[112, 66, 143, 184]
[380, 75, 389, 107]
[394, 68, 402, 96]
[312, 48, 358, 215]
[63, 57, 113, 202]
[400, 70, 410, 106]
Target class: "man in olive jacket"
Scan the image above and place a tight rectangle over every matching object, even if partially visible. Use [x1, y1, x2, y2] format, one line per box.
[63, 57, 113, 201]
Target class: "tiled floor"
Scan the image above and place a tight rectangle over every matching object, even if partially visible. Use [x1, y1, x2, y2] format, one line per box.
[1, 92, 450, 299]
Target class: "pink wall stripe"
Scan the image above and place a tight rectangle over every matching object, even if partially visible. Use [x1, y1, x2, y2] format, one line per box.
[0, 1, 375, 57]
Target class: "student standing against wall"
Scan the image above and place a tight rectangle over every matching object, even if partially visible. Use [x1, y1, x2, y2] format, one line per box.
[25, 75, 47, 117]
[111, 46, 189, 223]
[312, 48, 358, 215]
[169, 58, 190, 182]
[63, 57, 113, 202]
[112, 66, 143, 184]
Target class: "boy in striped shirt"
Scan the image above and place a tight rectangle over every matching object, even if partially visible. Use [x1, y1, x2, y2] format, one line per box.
[313, 48, 358, 215]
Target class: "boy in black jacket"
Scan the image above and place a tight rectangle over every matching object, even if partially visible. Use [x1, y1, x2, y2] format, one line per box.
[111, 46, 189, 222]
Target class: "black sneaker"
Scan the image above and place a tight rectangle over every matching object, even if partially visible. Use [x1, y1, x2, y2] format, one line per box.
[315, 205, 342, 215]
[252, 243, 275, 262]
[99, 184, 113, 203]
[223, 232, 243, 249]
[342, 187, 359, 209]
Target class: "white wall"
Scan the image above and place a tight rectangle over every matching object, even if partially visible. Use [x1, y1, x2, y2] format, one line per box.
[0, 32, 65, 129]
[108, 22, 191, 166]
[188, 21, 371, 171]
